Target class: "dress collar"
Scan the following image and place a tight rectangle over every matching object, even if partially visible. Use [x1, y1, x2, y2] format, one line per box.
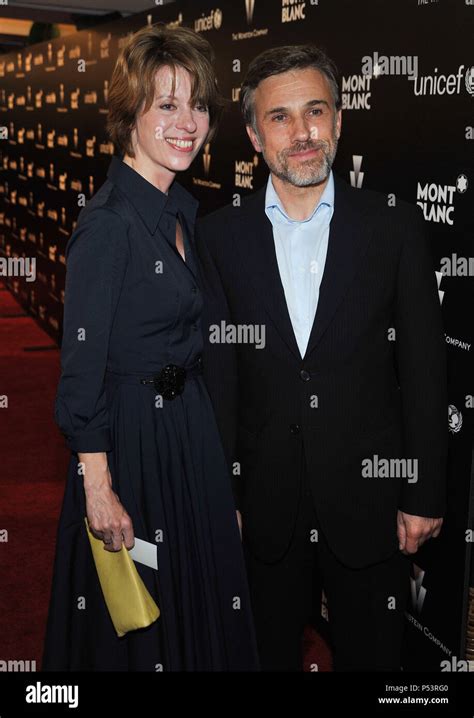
[107, 155, 199, 235]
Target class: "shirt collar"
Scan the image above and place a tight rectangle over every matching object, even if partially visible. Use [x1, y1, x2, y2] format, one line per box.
[107, 155, 199, 235]
[265, 170, 334, 225]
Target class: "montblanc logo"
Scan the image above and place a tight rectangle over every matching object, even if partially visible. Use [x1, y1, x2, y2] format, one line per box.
[281, 0, 307, 23]
[350, 155, 364, 188]
[456, 173, 468, 193]
[448, 404, 463, 434]
[341, 74, 372, 110]
[245, 0, 255, 24]
[235, 154, 258, 189]
[410, 564, 427, 614]
[202, 143, 211, 176]
[194, 8, 223, 32]
[416, 175, 467, 225]
[412, 64, 468, 97]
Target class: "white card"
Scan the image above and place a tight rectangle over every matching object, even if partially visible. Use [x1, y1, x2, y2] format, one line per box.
[128, 537, 158, 571]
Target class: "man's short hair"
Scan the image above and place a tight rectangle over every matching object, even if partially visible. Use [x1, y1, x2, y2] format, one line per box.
[240, 45, 341, 130]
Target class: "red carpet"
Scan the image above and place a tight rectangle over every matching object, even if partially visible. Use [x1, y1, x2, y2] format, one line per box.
[0, 282, 332, 671]
[0, 282, 67, 669]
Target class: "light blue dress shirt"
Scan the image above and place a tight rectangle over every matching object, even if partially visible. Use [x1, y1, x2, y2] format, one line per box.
[264, 171, 335, 358]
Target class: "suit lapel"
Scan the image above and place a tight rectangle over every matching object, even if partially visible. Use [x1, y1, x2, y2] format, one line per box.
[231, 174, 375, 364]
[303, 174, 374, 359]
[232, 187, 301, 360]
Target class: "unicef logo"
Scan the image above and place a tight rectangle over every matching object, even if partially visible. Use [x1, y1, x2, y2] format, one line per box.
[456, 174, 468, 193]
[195, 8, 222, 33]
[465, 66, 474, 96]
[448, 404, 463, 434]
[213, 9, 223, 29]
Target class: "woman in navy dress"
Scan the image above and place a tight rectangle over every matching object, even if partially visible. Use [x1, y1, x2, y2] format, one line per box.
[42, 24, 259, 671]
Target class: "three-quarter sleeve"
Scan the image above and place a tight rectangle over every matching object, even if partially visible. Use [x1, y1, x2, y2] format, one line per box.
[55, 207, 130, 453]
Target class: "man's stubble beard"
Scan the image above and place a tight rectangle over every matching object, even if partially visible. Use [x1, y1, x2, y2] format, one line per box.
[256, 126, 339, 188]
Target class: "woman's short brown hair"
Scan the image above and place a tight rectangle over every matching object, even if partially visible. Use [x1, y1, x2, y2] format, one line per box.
[106, 23, 225, 157]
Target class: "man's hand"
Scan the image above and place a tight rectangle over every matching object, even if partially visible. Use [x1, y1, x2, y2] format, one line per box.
[397, 511, 443, 555]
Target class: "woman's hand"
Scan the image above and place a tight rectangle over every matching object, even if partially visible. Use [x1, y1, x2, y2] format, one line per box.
[79, 452, 135, 552]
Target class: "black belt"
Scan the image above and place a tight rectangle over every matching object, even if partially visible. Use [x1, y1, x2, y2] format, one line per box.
[106, 355, 203, 401]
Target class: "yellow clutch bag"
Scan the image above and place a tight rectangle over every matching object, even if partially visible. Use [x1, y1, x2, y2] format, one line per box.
[84, 517, 160, 637]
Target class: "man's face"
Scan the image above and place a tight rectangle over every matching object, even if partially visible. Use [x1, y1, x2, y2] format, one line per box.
[246, 67, 341, 187]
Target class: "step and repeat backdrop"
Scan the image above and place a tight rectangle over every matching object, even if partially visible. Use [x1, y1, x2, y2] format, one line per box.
[0, 0, 472, 670]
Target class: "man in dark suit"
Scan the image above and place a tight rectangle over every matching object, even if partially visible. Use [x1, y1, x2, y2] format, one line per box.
[195, 45, 447, 671]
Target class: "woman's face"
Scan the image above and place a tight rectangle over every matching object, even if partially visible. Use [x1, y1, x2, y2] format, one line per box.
[131, 64, 210, 179]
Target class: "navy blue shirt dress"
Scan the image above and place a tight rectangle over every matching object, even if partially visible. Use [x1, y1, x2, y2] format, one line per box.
[41, 155, 259, 671]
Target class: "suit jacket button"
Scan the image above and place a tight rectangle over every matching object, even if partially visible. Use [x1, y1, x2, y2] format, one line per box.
[290, 423, 300, 435]
[300, 369, 311, 382]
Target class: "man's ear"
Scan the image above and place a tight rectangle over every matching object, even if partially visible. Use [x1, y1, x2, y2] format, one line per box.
[335, 109, 342, 140]
[246, 124, 263, 153]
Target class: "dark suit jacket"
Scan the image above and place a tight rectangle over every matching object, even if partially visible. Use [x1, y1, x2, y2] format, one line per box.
[195, 173, 448, 569]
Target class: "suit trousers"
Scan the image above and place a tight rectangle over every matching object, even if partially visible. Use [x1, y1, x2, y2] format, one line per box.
[242, 447, 411, 671]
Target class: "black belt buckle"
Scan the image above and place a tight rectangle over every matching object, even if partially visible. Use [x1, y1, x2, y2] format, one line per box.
[153, 363, 186, 400]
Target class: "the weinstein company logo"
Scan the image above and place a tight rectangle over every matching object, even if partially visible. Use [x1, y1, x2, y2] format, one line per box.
[350, 155, 364, 188]
[435, 271, 444, 305]
[202, 143, 211, 176]
[245, 0, 255, 24]
[193, 143, 221, 190]
[410, 564, 427, 614]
